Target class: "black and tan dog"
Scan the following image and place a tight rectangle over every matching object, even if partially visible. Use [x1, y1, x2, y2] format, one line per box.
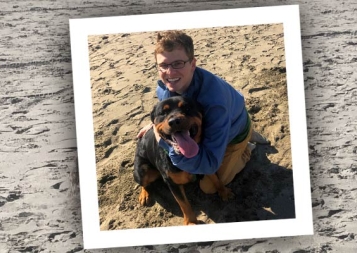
[133, 96, 233, 225]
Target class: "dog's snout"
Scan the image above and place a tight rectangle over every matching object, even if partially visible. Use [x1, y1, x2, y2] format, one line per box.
[168, 117, 181, 127]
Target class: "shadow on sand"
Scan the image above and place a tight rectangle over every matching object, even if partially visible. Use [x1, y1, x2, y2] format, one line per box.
[146, 143, 295, 224]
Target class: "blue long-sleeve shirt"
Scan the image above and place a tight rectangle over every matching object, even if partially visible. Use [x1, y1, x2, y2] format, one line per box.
[156, 67, 248, 175]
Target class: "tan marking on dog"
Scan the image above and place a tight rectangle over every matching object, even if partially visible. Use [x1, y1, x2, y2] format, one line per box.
[172, 185, 197, 225]
[190, 116, 203, 143]
[155, 121, 172, 137]
[141, 166, 161, 187]
[178, 101, 184, 108]
[167, 171, 194, 185]
[139, 187, 150, 206]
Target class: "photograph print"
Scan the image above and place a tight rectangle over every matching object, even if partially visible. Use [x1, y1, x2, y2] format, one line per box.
[70, 5, 312, 249]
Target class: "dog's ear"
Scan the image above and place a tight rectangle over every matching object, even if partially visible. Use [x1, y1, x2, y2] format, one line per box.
[150, 104, 157, 123]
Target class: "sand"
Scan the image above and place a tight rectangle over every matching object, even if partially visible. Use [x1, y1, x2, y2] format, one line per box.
[1, 0, 356, 252]
[88, 23, 294, 230]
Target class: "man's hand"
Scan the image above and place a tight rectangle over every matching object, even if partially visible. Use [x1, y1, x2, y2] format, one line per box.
[136, 123, 153, 139]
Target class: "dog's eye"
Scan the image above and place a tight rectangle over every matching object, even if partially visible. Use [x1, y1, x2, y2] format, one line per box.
[159, 108, 169, 116]
[183, 105, 190, 113]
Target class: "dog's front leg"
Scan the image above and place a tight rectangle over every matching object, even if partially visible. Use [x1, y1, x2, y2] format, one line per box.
[167, 182, 197, 225]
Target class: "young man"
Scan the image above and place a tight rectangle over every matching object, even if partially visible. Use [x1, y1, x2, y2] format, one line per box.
[138, 30, 255, 194]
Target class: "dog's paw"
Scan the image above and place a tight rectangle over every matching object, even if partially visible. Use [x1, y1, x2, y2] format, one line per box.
[219, 187, 235, 201]
[138, 188, 151, 206]
[183, 218, 198, 225]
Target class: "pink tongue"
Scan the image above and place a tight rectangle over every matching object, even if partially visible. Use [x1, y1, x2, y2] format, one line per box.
[172, 131, 199, 158]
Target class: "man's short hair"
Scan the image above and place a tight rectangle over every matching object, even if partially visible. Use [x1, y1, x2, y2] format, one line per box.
[155, 30, 194, 61]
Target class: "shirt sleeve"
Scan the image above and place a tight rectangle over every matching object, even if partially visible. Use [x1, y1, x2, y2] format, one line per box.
[156, 83, 165, 101]
[169, 104, 231, 174]
[158, 138, 171, 152]
[155, 71, 244, 175]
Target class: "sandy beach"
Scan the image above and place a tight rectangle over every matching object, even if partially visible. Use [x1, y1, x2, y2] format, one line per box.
[1, 0, 356, 252]
[88, 24, 294, 230]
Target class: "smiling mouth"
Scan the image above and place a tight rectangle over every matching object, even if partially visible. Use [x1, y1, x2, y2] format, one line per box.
[167, 78, 180, 83]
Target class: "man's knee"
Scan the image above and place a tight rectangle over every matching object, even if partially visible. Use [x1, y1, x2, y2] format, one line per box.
[199, 176, 218, 194]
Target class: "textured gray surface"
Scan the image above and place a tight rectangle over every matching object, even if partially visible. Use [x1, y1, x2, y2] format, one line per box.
[0, 0, 356, 252]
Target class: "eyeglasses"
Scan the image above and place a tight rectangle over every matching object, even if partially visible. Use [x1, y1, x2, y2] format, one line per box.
[157, 59, 191, 72]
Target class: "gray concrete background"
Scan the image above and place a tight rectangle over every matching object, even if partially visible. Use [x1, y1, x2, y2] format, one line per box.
[0, 0, 356, 252]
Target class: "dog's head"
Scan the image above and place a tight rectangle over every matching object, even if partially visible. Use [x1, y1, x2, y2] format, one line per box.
[150, 96, 203, 158]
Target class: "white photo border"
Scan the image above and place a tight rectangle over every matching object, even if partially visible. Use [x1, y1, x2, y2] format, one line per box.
[69, 5, 313, 249]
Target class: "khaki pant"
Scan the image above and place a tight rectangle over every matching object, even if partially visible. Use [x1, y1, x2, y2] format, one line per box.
[199, 125, 253, 194]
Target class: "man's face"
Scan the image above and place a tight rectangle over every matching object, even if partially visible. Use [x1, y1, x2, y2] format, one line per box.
[156, 48, 196, 94]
